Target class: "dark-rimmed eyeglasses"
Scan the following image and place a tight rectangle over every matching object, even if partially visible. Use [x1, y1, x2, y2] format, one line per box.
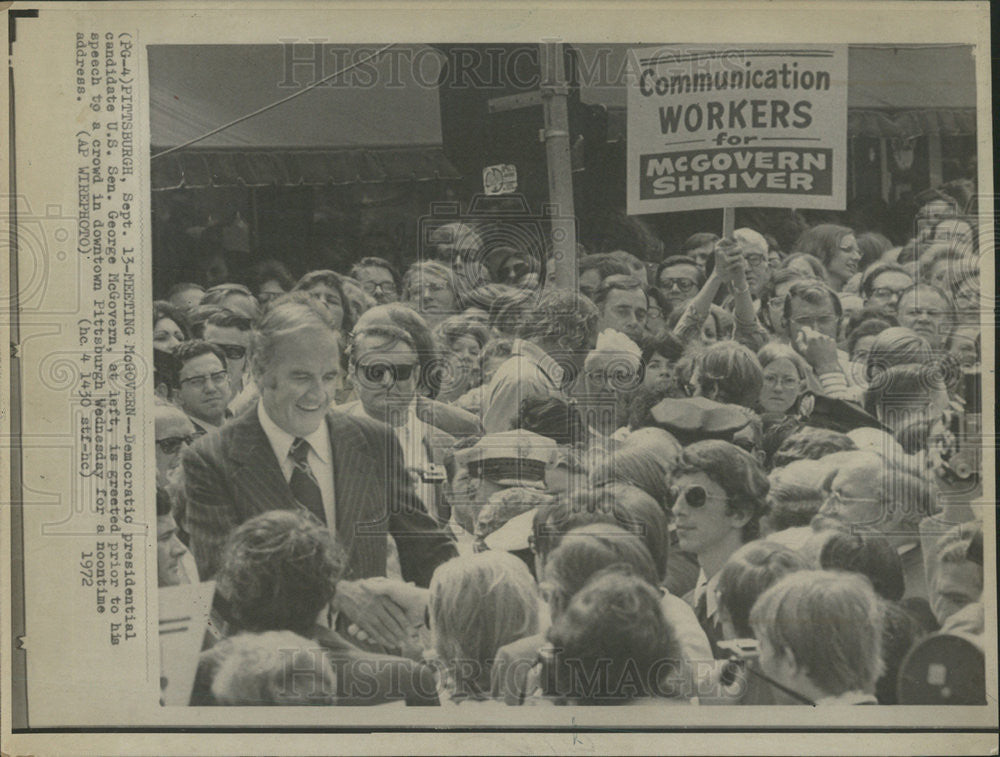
[659, 277, 697, 293]
[360, 280, 396, 295]
[179, 370, 229, 391]
[155, 435, 196, 455]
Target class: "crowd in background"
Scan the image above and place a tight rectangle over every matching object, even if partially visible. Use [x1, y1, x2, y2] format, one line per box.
[151, 182, 985, 707]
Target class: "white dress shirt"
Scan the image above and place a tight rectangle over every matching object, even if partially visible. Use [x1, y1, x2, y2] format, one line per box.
[257, 401, 336, 535]
[693, 568, 722, 625]
[348, 401, 439, 522]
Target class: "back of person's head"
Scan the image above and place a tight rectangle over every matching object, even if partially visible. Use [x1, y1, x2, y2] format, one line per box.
[250, 292, 337, 381]
[520, 288, 599, 352]
[692, 340, 763, 408]
[429, 551, 539, 696]
[862, 326, 934, 384]
[210, 631, 336, 706]
[820, 532, 905, 601]
[763, 460, 830, 534]
[580, 483, 671, 582]
[216, 510, 342, 635]
[750, 570, 884, 698]
[487, 286, 535, 336]
[771, 427, 857, 468]
[516, 396, 584, 446]
[433, 314, 491, 352]
[619, 425, 683, 463]
[864, 362, 947, 428]
[542, 524, 659, 616]
[545, 567, 679, 703]
[674, 440, 770, 543]
[717, 541, 807, 638]
[589, 445, 673, 509]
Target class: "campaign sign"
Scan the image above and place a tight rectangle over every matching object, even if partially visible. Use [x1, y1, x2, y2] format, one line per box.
[627, 45, 848, 214]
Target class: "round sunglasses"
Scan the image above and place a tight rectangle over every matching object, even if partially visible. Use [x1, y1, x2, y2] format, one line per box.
[668, 484, 728, 509]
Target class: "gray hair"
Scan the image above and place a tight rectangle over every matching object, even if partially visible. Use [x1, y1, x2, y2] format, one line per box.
[250, 292, 338, 381]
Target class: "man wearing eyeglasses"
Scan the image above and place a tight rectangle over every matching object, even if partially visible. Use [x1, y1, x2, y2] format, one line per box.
[182, 293, 457, 651]
[781, 280, 860, 402]
[656, 255, 704, 312]
[350, 257, 401, 305]
[203, 310, 252, 401]
[860, 263, 913, 318]
[173, 340, 233, 435]
[811, 450, 934, 600]
[342, 325, 456, 525]
[155, 402, 197, 489]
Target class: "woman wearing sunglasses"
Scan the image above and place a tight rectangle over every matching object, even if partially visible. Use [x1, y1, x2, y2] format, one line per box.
[670, 439, 770, 658]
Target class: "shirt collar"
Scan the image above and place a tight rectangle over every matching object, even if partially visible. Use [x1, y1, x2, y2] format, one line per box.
[257, 400, 330, 465]
[514, 339, 565, 386]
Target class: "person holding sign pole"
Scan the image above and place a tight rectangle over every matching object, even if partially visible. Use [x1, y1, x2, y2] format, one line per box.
[672, 235, 769, 352]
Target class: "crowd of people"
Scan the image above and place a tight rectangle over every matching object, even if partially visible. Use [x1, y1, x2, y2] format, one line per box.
[152, 187, 986, 707]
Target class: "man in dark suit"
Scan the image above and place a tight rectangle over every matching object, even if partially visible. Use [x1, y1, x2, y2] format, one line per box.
[340, 323, 458, 525]
[182, 293, 457, 648]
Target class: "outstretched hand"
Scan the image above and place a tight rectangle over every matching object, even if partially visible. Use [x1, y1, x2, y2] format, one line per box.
[333, 577, 416, 649]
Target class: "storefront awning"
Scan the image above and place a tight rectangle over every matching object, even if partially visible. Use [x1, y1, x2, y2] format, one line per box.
[848, 108, 977, 139]
[149, 146, 462, 191]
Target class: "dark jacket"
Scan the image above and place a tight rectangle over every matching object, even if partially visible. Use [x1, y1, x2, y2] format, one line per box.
[181, 406, 457, 585]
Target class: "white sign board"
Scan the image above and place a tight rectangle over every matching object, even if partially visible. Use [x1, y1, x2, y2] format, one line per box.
[627, 45, 848, 214]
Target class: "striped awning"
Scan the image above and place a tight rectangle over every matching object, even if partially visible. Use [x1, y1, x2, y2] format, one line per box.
[149, 146, 463, 191]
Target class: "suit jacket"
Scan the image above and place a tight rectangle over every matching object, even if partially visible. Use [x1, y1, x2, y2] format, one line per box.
[181, 406, 458, 585]
[339, 399, 458, 525]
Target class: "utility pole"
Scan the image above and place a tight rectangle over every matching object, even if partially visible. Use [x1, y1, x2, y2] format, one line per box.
[540, 40, 577, 290]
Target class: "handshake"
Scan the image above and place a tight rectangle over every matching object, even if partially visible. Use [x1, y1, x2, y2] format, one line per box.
[333, 576, 430, 652]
